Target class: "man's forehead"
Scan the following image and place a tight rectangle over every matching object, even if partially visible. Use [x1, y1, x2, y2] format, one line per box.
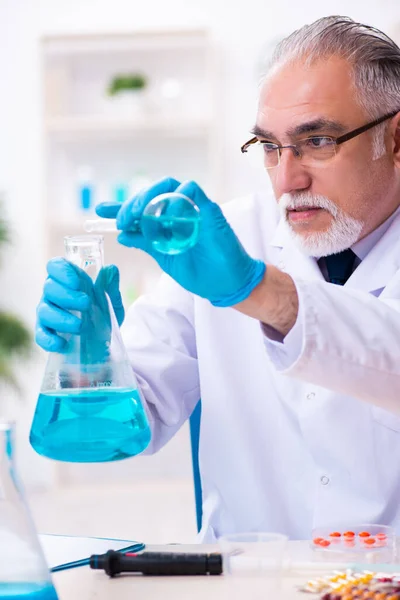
[258, 56, 363, 128]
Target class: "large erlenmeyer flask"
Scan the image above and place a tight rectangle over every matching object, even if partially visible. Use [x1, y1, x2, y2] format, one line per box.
[0, 420, 59, 599]
[30, 235, 151, 463]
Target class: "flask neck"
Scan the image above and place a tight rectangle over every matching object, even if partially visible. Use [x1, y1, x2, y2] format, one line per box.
[64, 235, 104, 280]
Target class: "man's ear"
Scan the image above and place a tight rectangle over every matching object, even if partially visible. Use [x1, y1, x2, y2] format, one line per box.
[391, 112, 400, 168]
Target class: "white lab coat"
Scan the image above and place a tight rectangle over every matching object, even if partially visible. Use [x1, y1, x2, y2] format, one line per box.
[121, 192, 400, 542]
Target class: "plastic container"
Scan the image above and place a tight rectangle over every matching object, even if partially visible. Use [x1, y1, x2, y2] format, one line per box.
[311, 524, 395, 563]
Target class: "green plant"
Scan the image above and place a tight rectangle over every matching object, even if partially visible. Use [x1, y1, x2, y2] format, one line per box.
[107, 74, 148, 96]
[0, 211, 31, 389]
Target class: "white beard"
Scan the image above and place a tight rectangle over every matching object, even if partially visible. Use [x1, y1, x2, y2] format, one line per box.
[279, 192, 364, 257]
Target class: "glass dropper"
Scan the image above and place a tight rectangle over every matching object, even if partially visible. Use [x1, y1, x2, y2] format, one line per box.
[84, 219, 118, 233]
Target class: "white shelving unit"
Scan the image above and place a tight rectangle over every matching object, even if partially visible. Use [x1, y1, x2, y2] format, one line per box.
[42, 28, 221, 301]
[45, 115, 211, 137]
[41, 29, 220, 486]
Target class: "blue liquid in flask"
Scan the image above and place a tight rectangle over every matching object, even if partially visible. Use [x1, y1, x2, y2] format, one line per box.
[140, 214, 200, 255]
[30, 235, 152, 463]
[30, 387, 151, 463]
[0, 582, 58, 600]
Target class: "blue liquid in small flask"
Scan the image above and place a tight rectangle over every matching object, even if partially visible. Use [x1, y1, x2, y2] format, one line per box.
[140, 193, 201, 255]
[30, 235, 151, 463]
[85, 192, 202, 255]
[0, 421, 59, 599]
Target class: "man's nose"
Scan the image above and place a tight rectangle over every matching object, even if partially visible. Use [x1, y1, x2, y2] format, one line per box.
[271, 147, 312, 197]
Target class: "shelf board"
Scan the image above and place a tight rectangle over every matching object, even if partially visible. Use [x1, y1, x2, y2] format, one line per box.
[41, 30, 211, 57]
[45, 115, 212, 139]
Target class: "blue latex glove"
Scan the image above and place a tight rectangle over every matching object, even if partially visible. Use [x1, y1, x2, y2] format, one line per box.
[96, 178, 266, 307]
[36, 258, 124, 353]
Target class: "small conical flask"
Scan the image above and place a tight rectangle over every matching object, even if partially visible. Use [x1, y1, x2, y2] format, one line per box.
[0, 420, 59, 599]
[30, 234, 151, 463]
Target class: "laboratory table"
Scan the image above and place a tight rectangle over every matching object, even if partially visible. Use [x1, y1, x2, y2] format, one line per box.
[51, 540, 371, 599]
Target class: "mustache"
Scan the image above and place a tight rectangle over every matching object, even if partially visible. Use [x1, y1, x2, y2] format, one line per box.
[279, 193, 338, 218]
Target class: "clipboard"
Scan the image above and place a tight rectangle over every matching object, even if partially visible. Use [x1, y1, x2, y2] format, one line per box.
[39, 533, 145, 572]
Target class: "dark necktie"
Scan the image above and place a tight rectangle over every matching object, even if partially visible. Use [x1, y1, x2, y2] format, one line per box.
[325, 249, 357, 286]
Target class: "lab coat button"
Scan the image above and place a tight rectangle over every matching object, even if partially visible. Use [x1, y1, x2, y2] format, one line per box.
[307, 392, 316, 400]
[320, 475, 330, 485]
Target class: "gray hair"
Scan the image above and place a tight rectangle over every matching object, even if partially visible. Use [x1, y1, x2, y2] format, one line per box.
[269, 16, 400, 158]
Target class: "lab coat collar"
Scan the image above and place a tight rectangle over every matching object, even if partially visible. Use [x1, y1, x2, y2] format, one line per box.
[270, 212, 400, 293]
[269, 218, 325, 283]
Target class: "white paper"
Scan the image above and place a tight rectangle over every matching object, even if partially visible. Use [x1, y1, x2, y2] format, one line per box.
[39, 534, 140, 570]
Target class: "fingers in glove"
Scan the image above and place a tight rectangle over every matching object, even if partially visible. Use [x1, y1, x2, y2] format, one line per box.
[95, 202, 121, 220]
[95, 265, 125, 326]
[117, 177, 181, 231]
[43, 277, 90, 311]
[37, 301, 82, 334]
[47, 257, 93, 292]
[35, 325, 68, 353]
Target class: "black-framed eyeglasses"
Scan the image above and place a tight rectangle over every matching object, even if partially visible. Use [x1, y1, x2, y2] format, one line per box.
[240, 109, 399, 170]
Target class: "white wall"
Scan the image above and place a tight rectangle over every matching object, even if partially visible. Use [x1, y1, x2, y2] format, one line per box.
[0, 0, 399, 488]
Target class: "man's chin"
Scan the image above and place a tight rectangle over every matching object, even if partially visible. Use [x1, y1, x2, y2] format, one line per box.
[284, 218, 330, 239]
[284, 226, 343, 258]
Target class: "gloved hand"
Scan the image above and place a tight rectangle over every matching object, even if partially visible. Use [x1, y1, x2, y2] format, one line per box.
[36, 258, 124, 353]
[96, 178, 266, 307]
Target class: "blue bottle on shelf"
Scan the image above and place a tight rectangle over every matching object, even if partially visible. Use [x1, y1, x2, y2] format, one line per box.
[77, 166, 94, 211]
[114, 183, 128, 204]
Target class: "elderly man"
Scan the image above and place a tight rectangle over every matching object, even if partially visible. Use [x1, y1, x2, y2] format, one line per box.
[36, 16, 400, 541]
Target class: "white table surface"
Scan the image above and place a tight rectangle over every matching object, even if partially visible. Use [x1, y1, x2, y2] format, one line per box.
[52, 540, 388, 600]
